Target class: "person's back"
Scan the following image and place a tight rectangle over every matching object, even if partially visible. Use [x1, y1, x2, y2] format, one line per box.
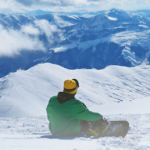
[47, 94, 89, 136]
[46, 79, 105, 137]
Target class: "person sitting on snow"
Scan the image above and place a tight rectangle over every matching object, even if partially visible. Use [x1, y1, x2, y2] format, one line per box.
[46, 79, 108, 137]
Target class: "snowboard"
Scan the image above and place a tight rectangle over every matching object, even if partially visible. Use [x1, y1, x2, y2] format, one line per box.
[89, 121, 129, 138]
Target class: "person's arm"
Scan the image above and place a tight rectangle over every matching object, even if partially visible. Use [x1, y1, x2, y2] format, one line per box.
[68, 100, 102, 121]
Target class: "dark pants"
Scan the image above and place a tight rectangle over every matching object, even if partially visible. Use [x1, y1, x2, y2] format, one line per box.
[80, 119, 109, 136]
[80, 120, 90, 133]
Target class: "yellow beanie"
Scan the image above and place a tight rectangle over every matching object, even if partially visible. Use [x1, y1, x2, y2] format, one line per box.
[63, 79, 78, 94]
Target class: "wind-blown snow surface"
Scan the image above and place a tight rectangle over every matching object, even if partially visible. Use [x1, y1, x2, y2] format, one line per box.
[0, 63, 150, 150]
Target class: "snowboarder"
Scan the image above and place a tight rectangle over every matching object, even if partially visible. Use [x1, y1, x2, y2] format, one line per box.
[46, 79, 108, 137]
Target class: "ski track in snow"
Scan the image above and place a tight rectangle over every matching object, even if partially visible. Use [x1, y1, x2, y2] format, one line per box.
[0, 114, 150, 150]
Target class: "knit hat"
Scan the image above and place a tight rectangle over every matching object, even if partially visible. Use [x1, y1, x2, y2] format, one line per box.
[63, 79, 79, 94]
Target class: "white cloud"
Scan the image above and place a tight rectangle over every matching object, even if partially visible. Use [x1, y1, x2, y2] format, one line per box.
[14, 0, 150, 7]
[21, 24, 40, 35]
[0, 0, 16, 9]
[0, 25, 46, 57]
[0, 0, 31, 13]
[34, 19, 62, 44]
[0, 0, 150, 14]
[0, 19, 63, 57]
[16, 0, 89, 6]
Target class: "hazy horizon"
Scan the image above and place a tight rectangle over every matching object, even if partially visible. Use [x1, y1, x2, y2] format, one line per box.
[0, 0, 150, 14]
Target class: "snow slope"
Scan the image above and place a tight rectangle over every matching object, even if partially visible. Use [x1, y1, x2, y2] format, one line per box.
[0, 63, 150, 117]
[1, 113, 150, 150]
[0, 63, 150, 150]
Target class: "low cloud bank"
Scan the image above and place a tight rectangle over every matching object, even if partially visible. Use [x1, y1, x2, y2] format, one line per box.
[0, 19, 62, 57]
[0, 24, 45, 57]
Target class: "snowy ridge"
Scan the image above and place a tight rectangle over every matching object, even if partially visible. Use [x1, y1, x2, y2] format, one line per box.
[0, 64, 150, 149]
[1, 8, 150, 149]
[0, 63, 150, 117]
[1, 9, 150, 77]
[49, 8, 150, 69]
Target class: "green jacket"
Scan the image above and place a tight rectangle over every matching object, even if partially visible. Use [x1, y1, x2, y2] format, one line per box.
[46, 92, 101, 137]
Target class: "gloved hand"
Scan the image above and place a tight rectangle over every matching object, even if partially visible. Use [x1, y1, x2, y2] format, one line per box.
[92, 116, 109, 131]
[99, 116, 109, 126]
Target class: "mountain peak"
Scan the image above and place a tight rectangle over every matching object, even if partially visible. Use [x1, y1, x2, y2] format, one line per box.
[109, 8, 126, 13]
[25, 9, 52, 16]
[105, 8, 130, 19]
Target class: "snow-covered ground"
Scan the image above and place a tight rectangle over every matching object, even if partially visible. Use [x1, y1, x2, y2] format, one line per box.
[0, 113, 150, 150]
[0, 63, 150, 150]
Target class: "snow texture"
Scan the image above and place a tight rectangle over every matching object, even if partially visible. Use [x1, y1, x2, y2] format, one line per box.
[0, 63, 150, 150]
[0, 114, 150, 150]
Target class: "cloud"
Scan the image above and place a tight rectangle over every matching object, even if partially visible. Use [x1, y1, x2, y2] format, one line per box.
[0, 0, 150, 14]
[16, 0, 42, 6]
[21, 24, 40, 35]
[34, 19, 62, 44]
[0, 18, 63, 57]
[0, 0, 31, 13]
[16, 0, 89, 6]
[0, 24, 45, 57]
[14, 0, 150, 7]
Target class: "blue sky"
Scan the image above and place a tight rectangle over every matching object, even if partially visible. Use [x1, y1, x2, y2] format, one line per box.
[0, 0, 150, 14]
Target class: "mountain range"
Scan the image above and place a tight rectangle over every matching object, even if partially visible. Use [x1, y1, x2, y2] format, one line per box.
[1, 9, 150, 149]
[0, 9, 150, 77]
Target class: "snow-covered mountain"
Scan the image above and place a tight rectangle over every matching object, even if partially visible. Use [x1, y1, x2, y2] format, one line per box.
[0, 13, 85, 77]
[0, 9, 150, 77]
[0, 63, 150, 117]
[49, 9, 150, 69]
[0, 13, 84, 29]
[15, 9, 105, 17]
[1, 9, 150, 150]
